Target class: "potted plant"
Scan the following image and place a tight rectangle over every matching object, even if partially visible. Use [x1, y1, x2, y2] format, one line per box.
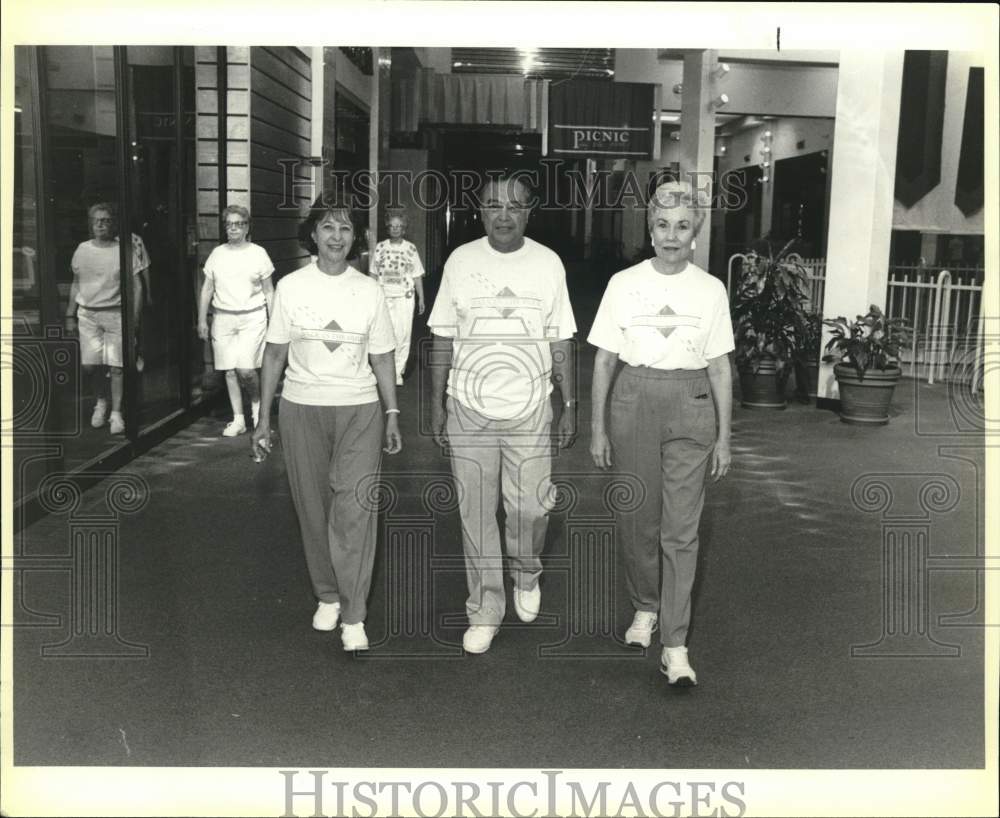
[731, 239, 811, 408]
[822, 304, 912, 425]
[792, 311, 823, 402]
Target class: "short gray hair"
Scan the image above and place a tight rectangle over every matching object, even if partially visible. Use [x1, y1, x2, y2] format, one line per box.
[646, 180, 709, 233]
[221, 204, 250, 223]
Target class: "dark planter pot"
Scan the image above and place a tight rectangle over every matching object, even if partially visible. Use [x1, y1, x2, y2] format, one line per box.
[834, 363, 901, 425]
[739, 359, 787, 409]
[804, 360, 820, 398]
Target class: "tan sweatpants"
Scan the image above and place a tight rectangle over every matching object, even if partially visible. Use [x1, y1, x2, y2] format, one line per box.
[279, 398, 383, 625]
[446, 397, 556, 626]
[609, 366, 716, 648]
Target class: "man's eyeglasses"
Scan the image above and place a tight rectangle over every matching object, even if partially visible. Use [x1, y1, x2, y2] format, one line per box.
[482, 203, 528, 213]
[225, 221, 248, 228]
[92, 217, 114, 224]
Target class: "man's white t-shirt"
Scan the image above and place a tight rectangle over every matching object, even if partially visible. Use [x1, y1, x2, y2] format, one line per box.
[71, 238, 149, 309]
[428, 236, 577, 420]
[266, 263, 395, 406]
[588, 259, 734, 369]
[371, 239, 424, 298]
[204, 242, 274, 311]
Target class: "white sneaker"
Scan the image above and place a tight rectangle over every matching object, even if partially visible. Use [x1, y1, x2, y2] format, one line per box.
[91, 399, 108, 428]
[312, 601, 341, 631]
[513, 584, 541, 623]
[222, 416, 246, 437]
[341, 622, 369, 651]
[660, 646, 698, 687]
[251, 401, 261, 429]
[463, 625, 499, 654]
[625, 611, 658, 648]
[108, 412, 125, 435]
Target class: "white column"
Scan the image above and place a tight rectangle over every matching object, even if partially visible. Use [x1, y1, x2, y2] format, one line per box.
[819, 51, 904, 401]
[310, 47, 324, 203]
[369, 47, 381, 248]
[679, 50, 716, 271]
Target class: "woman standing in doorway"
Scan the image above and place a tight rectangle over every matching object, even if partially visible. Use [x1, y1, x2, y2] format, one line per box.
[588, 181, 734, 687]
[198, 205, 275, 436]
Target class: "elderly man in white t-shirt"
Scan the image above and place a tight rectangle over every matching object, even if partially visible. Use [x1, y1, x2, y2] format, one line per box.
[428, 175, 577, 654]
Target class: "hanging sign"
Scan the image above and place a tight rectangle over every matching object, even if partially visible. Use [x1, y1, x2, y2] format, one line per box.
[549, 79, 655, 159]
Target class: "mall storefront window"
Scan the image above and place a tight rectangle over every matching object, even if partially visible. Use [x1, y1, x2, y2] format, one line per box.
[10, 46, 217, 527]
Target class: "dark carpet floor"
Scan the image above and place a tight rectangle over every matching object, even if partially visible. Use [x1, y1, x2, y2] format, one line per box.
[11, 319, 987, 771]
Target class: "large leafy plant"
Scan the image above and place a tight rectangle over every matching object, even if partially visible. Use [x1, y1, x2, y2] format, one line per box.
[799, 311, 824, 360]
[822, 305, 912, 380]
[731, 239, 811, 377]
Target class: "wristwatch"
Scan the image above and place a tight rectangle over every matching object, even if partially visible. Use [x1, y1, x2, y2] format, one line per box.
[564, 399, 577, 409]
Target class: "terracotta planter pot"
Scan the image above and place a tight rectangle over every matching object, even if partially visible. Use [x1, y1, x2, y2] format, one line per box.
[834, 363, 901, 425]
[739, 358, 787, 409]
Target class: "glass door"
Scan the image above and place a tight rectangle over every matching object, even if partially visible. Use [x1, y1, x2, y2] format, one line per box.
[125, 46, 197, 431]
[33, 46, 126, 478]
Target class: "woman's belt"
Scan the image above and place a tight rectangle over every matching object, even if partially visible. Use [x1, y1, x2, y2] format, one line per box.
[213, 304, 266, 315]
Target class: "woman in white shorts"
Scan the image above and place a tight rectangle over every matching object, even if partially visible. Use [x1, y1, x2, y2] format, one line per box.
[198, 205, 275, 436]
[370, 209, 425, 385]
[64, 203, 147, 435]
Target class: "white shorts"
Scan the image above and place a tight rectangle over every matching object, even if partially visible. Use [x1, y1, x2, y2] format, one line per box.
[211, 308, 267, 370]
[78, 307, 123, 368]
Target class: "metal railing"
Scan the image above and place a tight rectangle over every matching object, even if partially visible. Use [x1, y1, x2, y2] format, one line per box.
[726, 253, 985, 385]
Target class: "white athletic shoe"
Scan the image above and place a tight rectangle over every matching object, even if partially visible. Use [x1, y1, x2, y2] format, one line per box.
[462, 625, 499, 654]
[222, 416, 246, 437]
[341, 622, 370, 651]
[660, 646, 698, 687]
[625, 611, 658, 648]
[91, 399, 108, 429]
[312, 601, 341, 631]
[513, 584, 541, 623]
[108, 412, 125, 435]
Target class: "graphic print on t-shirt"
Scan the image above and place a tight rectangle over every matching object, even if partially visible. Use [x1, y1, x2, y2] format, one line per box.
[373, 242, 421, 296]
[470, 285, 543, 321]
[293, 306, 366, 362]
[630, 291, 700, 340]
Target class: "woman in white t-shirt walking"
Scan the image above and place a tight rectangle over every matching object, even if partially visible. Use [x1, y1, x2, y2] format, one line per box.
[251, 202, 401, 652]
[370, 209, 425, 385]
[64, 203, 147, 435]
[588, 181, 734, 688]
[198, 205, 275, 436]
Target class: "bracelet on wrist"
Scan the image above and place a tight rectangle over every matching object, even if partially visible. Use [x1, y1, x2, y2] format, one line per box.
[385, 408, 400, 415]
[564, 399, 577, 408]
